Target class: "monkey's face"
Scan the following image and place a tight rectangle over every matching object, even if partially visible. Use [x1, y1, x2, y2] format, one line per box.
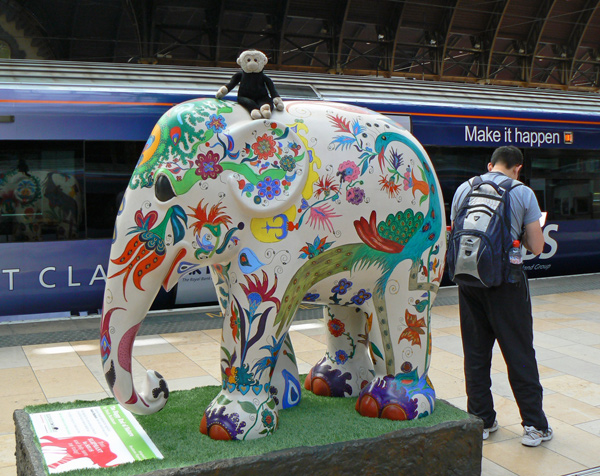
[237, 50, 267, 73]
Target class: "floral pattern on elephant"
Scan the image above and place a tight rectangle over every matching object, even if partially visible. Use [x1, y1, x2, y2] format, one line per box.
[101, 97, 446, 441]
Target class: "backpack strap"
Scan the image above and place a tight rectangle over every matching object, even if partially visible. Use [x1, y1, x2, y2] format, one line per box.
[497, 176, 523, 194]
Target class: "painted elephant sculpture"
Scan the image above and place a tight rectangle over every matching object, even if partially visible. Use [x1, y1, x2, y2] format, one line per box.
[100, 98, 446, 441]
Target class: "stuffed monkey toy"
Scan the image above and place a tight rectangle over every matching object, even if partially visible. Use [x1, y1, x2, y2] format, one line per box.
[216, 50, 284, 119]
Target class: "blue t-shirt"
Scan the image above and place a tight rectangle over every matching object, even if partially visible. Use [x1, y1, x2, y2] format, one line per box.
[450, 171, 542, 241]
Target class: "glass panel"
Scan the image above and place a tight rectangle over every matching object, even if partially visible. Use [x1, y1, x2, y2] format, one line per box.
[527, 149, 600, 221]
[0, 141, 84, 242]
[0, 40, 10, 59]
[84, 141, 145, 238]
[425, 146, 491, 222]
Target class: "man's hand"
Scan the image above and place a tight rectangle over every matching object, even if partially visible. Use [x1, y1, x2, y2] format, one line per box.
[522, 221, 544, 256]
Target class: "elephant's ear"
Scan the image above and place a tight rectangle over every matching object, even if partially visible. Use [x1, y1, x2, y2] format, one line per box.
[223, 120, 308, 218]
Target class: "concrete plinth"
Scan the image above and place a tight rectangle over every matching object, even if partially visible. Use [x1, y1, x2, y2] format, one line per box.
[14, 403, 482, 476]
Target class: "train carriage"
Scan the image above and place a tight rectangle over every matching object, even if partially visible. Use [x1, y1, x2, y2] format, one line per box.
[1, 59, 598, 319]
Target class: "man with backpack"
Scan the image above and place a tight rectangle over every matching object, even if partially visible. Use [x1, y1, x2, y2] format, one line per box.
[448, 145, 552, 447]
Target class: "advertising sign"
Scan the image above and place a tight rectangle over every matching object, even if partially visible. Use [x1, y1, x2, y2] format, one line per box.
[30, 405, 162, 473]
[174, 266, 217, 305]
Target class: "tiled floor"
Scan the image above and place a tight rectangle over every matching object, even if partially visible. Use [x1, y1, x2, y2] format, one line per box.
[2, 282, 600, 475]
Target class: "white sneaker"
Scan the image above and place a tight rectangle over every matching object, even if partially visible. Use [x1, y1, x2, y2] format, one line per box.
[483, 420, 499, 440]
[522, 426, 553, 447]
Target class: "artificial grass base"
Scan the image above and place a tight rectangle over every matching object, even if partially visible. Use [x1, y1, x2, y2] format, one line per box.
[20, 384, 477, 476]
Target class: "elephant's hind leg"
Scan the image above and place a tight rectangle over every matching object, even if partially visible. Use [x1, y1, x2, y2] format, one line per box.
[355, 287, 436, 421]
[304, 304, 374, 398]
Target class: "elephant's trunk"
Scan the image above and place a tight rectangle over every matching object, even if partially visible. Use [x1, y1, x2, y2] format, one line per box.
[100, 301, 168, 415]
[100, 207, 177, 415]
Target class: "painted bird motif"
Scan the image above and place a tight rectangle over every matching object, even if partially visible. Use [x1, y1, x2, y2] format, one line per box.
[274, 131, 443, 337]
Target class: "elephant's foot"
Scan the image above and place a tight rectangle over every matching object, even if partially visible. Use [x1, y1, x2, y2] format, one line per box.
[200, 390, 279, 441]
[304, 357, 370, 398]
[355, 373, 436, 420]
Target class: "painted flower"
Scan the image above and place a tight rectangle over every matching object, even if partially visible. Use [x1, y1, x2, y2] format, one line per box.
[337, 160, 360, 182]
[288, 141, 301, 155]
[379, 175, 401, 198]
[257, 177, 282, 200]
[332, 278, 352, 295]
[230, 304, 240, 343]
[224, 366, 238, 384]
[261, 409, 275, 428]
[351, 289, 372, 305]
[313, 174, 340, 199]
[252, 134, 277, 160]
[334, 350, 349, 365]
[390, 149, 404, 170]
[403, 166, 413, 190]
[205, 114, 227, 133]
[346, 187, 365, 205]
[110, 206, 186, 298]
[188, 200, 232, 237]
[240, 271, 281, 313]
[269, 385, 280, 406]
[195, 150, 223, 179]
[299, 235, 334, 259]
[280, 155, 296, 172]
[303, 292, 319, 302]
[306, 203, 341, 233]
[328, 318, 345, 337]
[254, 335, 286, 379]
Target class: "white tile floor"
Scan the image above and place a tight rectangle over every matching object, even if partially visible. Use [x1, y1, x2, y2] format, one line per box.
[2, 285, 600, 475]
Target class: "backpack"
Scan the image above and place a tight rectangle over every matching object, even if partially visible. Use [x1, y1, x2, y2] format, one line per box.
[447, 175, 521, 288]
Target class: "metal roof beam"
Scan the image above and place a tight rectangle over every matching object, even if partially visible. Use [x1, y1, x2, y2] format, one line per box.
[567, 0, 600, 86]
[334, 0, 352, 73]
[484, 0, 510, 80]
[525, 0, 557, 83]
[439, 0, 461, 76]
[388, 1, 406, 75]
[274, 0, 290, 67]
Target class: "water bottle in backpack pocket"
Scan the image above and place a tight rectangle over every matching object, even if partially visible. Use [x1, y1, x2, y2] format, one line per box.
[507, 240, 523, 284]
[447, 176, 521, 288]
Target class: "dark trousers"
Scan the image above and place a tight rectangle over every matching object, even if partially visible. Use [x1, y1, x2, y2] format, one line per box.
[458, 274, 548, 430]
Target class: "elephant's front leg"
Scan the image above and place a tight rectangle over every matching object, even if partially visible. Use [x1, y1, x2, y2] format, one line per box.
[200, 277, 295, 440]
[305, 304, 375, 397]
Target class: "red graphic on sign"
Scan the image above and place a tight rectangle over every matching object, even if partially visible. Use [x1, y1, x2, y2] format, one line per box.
[39, 435, 118, 469]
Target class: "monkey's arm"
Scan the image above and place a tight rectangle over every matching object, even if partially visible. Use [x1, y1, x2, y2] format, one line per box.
[264, 74, 284, 111]
[216, 72, 243, 99]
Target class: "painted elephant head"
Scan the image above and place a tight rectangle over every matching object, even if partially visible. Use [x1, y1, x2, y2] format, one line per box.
[101, 98, 446, 441]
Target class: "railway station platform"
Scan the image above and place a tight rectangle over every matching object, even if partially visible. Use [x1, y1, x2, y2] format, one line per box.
[1, 273, 600, 476]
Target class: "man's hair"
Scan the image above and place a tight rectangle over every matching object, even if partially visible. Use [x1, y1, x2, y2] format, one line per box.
[490, 145, 523, 168]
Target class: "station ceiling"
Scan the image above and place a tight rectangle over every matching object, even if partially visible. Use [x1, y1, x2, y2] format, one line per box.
[2, 0, 600, 91]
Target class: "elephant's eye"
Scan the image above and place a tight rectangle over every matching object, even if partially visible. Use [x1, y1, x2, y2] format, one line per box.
[155, 174, 176, 202]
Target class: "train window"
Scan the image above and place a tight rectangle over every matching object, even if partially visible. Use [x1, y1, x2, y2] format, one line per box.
[527, 149, 600, 221]
[424, 146, 491, 222]
[84, 141, 145, 238]
[0, 141, 84, 243]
